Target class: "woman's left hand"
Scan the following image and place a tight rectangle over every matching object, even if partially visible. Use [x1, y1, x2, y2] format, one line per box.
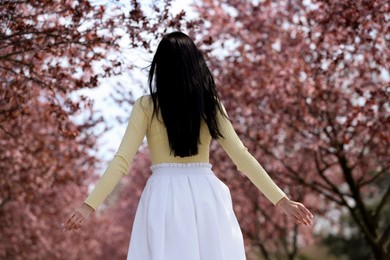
[275, 196, 314, 226]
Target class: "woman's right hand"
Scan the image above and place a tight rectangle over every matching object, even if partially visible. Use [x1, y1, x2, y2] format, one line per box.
[275, 196, 314, 226]
[62, 203, 95, 231]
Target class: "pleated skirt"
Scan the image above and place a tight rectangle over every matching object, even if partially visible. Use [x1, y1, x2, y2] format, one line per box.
[126, 162, 246, 260]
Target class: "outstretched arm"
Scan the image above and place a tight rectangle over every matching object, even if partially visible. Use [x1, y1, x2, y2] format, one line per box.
[82, 96, 149, 211]
[62, 96, 149, 231]
[215, 102, 314, 226]
[215, 102, 286, 205]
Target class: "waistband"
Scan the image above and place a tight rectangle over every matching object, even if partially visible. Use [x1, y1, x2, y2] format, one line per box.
[151, 162, 212, 171]
[150, 163, 213, 176]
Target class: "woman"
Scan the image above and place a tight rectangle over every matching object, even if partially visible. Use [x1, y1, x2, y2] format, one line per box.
[62, 31, 313, 260]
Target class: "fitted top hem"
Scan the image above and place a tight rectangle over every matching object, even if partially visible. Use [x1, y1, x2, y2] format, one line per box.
[151, 162, 212, 171]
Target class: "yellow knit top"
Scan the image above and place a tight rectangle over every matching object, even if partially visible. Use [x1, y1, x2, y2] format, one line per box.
[84, 95, 286, 210]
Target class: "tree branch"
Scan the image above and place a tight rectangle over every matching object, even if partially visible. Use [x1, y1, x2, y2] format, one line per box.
[0, 124, 17, 138]
[314, 151, 352, 199]
[374, 184, 390, 222]
[279, 159, 346, 205]
[360, 166, 390, 187]
[337, 150, 377, 239]
[377, 222, 390, 248]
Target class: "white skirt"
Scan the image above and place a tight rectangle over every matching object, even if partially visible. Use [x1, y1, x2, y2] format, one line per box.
[126, 162, 246, 260]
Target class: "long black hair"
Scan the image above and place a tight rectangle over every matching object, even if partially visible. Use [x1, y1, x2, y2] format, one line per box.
[148, 31, 226, 157]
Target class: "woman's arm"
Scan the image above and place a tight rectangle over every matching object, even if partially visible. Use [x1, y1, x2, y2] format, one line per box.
[83, 96, 149, 210]
[215, 102, 286, 205]
[62, 96, 149, 231]
[215, 102, 313, 226]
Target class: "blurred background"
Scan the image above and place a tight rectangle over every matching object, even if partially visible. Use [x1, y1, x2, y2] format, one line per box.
[1, 0, 389, 259]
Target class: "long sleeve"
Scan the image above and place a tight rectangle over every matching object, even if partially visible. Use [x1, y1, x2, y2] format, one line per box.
[83, 97, 148, 210]
[216, 103, 287, 206]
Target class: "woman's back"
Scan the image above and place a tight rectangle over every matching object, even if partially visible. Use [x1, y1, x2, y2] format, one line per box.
[140, 95, 211, 164]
